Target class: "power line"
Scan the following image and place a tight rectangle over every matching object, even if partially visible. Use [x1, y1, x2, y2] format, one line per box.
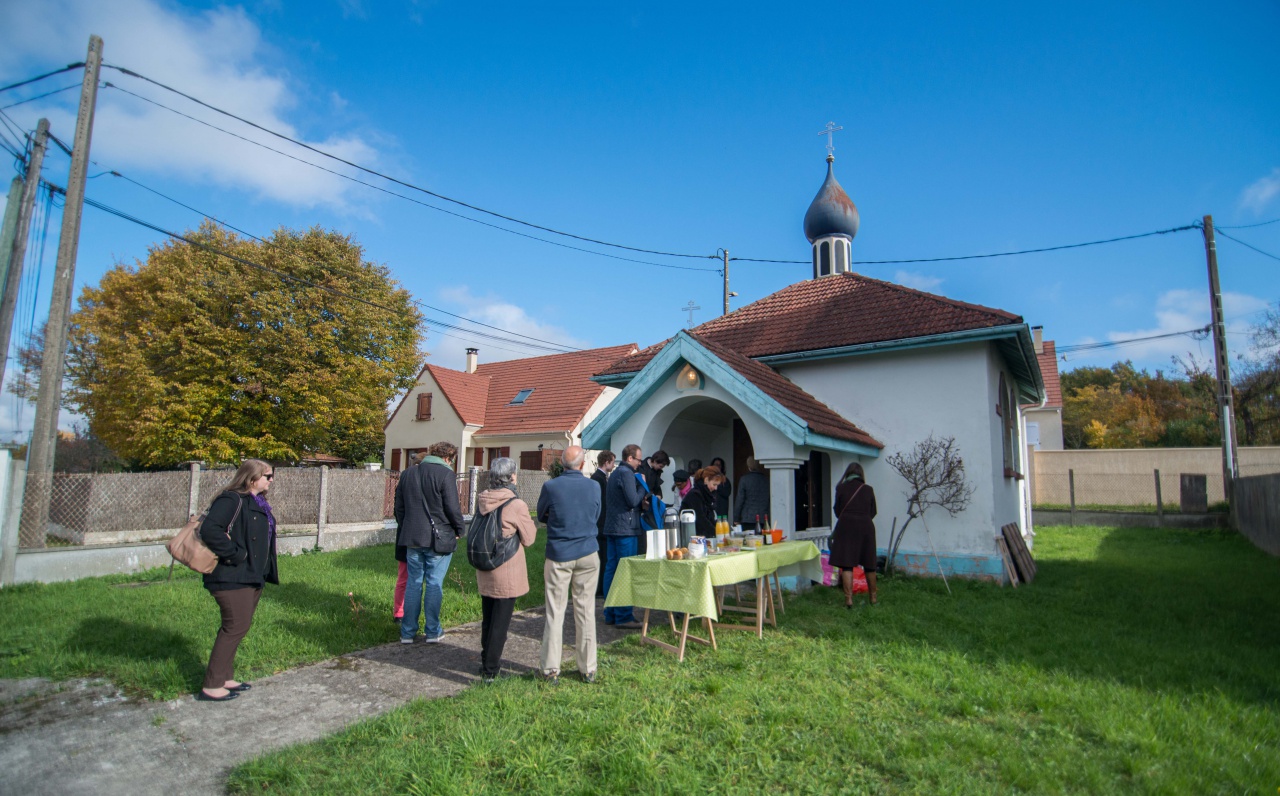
[1216, 229, 1280, 262]
[100, 168, 581, 351]
[99, 81, 719, 274]
[1217, 217, 1280, 230]
[0, 83, 82, 111]
[71, 191, 580, 354]
[0, 63, 85, 95]
[1057, 325, 1210, 355]
[101, 63, 719, 262]
[730, 224, 1202, 265]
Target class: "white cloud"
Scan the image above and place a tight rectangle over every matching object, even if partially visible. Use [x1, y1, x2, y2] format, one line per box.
[894, 270, 943, 291]
[1099, 288, 1269, 364]
[1239, 167, 1280, 214]
[426, 286, 591, 370]
[0, 0, 381, 211]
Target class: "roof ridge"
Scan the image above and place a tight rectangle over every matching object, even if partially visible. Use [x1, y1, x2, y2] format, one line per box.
[840, 271, 1022, 322]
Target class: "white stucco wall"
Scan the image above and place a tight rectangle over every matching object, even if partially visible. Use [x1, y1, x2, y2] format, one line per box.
[779, 342, 1023, 567]
[383, 371, 466, 468]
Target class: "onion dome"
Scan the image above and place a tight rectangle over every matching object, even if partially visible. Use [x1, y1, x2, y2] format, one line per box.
[803, 156, 860, 243]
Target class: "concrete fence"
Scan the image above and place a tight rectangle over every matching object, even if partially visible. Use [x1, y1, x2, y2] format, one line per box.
[1031, 447, 1280, 507]
[1234, 474, 1280, 556]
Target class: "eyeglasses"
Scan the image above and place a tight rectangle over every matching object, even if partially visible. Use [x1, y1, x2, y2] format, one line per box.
[264, 473, 275, 480]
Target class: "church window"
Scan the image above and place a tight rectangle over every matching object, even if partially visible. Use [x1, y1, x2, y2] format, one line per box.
[819, 241, 831, 276]
[835, 239, 848, 273]
[812, 246, 819, 277]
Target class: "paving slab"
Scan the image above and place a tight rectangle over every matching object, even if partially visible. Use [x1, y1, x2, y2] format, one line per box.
[0, 599, 637, 796]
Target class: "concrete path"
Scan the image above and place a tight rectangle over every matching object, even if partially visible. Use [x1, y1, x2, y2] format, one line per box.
[0, 599, 635, 796]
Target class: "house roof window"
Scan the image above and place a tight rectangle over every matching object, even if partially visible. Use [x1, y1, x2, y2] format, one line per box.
[509, 388, 534, 405]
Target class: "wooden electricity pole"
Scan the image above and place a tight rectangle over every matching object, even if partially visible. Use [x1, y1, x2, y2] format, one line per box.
[1201, 215, 1238, 507]
[21, 37, 102, 548]
[0, 119, 50, 392]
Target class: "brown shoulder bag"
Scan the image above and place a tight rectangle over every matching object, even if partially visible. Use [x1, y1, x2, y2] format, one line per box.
[166, 495, 242, 579]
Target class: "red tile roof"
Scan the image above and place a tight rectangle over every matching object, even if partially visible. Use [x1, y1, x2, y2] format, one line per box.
[598, 272, 1023, 376]
[473, 344, 637, 437]
[1026, 341, 1062, 408]
[425, 365, 490, 425]
[692, 334, 883, 449]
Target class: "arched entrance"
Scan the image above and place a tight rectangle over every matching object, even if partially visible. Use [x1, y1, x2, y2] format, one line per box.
[653, 397, 753, 493]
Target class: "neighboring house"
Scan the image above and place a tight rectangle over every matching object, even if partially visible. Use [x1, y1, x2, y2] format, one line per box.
[1022, 328, 1064, 451]
[581, 152, 1044, 582]
[384, 344, 638, 473]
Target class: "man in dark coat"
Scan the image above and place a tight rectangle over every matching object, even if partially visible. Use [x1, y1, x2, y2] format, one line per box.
[395, 441, 465, 644]
[638, 450, 669, 499]
[602, 444, 645, 628]
[590, 450, 616, 596]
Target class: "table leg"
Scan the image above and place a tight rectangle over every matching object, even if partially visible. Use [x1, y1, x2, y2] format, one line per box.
[677, 612, 691, 661]
[755, 576, 765, 638]
[766, 574, 778, 627]
[771, 571, 785, 613]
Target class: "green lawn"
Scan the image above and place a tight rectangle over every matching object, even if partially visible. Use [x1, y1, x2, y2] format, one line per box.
[0, 538, 548, 699]
[227, 526, 1280, 795]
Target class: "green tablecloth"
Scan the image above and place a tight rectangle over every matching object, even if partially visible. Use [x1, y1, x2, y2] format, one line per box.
[604, 540, 822, 621]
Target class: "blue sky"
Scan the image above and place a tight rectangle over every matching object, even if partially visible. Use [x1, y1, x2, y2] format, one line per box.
[0, 0, 1277, 438]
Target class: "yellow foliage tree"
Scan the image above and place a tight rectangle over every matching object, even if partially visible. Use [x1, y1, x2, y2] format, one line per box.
[65, 224, 423, 467]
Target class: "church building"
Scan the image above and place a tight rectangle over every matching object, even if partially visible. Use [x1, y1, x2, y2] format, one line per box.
[583, 150, 1044, 581]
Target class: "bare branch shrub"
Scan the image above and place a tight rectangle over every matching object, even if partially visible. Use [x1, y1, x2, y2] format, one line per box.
[884, 434, 975, 572]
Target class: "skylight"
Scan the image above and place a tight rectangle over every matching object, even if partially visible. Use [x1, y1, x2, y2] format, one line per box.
[509, 388, 534, 405]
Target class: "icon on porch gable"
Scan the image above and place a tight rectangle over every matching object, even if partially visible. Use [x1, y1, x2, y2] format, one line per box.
[676, 363, 703, 392]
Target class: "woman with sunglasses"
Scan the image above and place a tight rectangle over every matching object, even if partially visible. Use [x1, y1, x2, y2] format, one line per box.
[196, 459, 280, 702]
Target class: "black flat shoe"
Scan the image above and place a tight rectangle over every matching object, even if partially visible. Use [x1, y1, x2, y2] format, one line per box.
[228, 682, 252, 692]
[195, 690, 239, 702]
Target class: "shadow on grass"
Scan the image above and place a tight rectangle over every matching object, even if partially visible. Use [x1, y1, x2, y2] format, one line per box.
[65, 617, 206, 685]
[786, 526, 1280, 709]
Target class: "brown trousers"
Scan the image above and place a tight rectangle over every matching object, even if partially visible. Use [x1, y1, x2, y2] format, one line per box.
[203, 587, 262, 689]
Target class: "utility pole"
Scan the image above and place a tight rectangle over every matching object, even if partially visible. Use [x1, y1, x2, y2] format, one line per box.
[1201, 215, 1238, 508]
[20, 37, 102, 549]
[0, 119, 50, 392]
[722, 249, 730, 315]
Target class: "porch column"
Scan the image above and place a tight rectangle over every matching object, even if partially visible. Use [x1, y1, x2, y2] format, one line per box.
[757, 457, 803, 539]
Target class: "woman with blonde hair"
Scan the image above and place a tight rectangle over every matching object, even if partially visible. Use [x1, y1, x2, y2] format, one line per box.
[829, 461, 878, 608]
[196, 459, 280, 701]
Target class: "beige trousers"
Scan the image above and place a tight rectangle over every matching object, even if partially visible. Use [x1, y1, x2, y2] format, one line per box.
[540, 552, 600, 676]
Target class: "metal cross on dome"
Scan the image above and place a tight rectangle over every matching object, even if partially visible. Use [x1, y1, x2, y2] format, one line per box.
[818, 121, 843, 157]
[682, 300, 700, 328]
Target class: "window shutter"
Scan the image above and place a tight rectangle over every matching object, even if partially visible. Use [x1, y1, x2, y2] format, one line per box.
[520, 450, 541, 471]
[391, 449, 401, 471]
[473, 448, 483, 467]
[417, 392, 433, 421]
[500, 446, 510, 458]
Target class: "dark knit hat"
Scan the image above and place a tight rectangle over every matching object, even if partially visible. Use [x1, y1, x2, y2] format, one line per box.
[672, 469, 690, 484]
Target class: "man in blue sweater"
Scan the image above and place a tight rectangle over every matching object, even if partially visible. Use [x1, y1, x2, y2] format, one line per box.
[536, 445, 603, 683]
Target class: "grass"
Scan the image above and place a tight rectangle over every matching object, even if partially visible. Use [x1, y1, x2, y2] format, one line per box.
[1034, 501, 1231, 514]
[0, 537, 548, 700]
[226, 525, 1280, 795]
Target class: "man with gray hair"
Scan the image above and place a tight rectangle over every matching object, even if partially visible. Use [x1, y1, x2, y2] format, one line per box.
[535, 445, 602, 683]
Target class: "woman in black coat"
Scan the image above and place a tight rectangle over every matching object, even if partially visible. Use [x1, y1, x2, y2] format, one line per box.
[829, 462, 878, 608]
[196, 459, 279, 701]
[680, 467, 725, 541]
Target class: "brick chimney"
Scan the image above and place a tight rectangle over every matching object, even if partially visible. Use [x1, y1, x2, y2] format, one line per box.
[465, 348, 479, 374]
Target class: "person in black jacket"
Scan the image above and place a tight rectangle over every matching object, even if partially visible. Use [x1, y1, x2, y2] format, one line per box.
[637, 450, 669, 499]
[680, 467, 725, 541]
[197, 459, 279, 702]
[602, 444, 646, 628]
[709, 457, 733, 520]
[395, 441, 466, 644]
[590, 451, 615, 596]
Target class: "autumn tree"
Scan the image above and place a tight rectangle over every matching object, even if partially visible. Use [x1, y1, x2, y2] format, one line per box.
[64, 223, 423, 468]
